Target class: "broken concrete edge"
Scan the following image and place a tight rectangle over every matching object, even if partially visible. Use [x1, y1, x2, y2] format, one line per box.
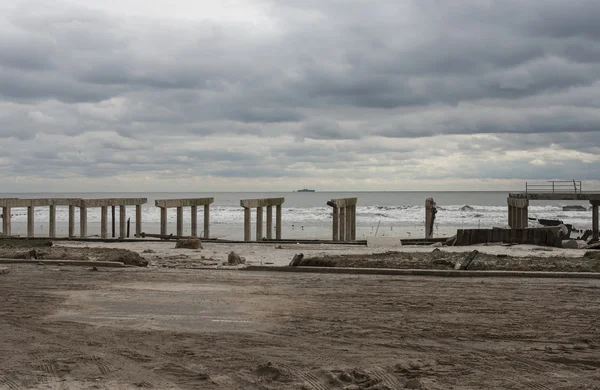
[0, 259, 127, 267]
[327, 197, 358, 208]
[240, 198, 285, 208]
[0, 198, 148, 207]
[243, 266, 600, 279]
[155, 198, 214, 208]
[0, 266, 9, 274]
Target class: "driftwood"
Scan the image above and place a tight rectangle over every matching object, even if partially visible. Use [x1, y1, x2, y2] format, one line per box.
[138, 232, 194, 240]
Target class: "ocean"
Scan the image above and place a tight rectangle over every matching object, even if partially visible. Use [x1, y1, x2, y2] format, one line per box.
[0, 192, 594, 240]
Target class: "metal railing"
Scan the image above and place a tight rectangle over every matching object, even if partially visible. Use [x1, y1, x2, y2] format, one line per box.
[525, 180, 582, 195]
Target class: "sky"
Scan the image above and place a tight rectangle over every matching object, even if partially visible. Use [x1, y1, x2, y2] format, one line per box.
[1, 0, 600, 192]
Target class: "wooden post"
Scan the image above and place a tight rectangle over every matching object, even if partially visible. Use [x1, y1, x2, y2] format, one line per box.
[111, 206, 116, 238]
[256, 207, 263, 241]
[176, 206, 183, 237]
[266, 206, 273, 240]
[80, 207, 87, 238]
[592, 204, 598, 241]
[191, 205, 197, 237]
[2, 206, 10, 237]
[204, 204, 210, 239]
[27, 205, 34, 238]
[244, 207, 251, 241]
[135, 205, 142, 238]
[332, 206, 339, 241]
[160, 207, 167, 236]
[425, 198, 436, 239]
[49, 205, 56, 238]
[68, 205, 75, 237]
[345, 206, 352, 241]
[276, 204, 282, 240]
[119, 205, 126, 238]
[101, 206, 108, 238]
[339, 206, 346, 242]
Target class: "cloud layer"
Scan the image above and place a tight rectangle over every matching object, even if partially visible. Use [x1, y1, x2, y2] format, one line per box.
[1, 0, 600, 191]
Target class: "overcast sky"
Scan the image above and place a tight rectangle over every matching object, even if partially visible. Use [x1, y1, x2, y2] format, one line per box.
[1, 0, 600, 192]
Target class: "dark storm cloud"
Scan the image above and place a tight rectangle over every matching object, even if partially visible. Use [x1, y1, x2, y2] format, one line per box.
[1, 0, 600, 188]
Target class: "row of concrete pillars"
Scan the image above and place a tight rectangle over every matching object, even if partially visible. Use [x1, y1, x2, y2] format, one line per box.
[241, 198, 283, 241]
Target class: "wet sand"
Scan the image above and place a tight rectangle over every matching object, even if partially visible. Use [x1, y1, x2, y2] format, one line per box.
[1, 265, 599, 389]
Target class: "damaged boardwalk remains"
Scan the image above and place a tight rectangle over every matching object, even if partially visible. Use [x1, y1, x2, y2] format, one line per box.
[240, 197, 283, 241]
[155, 198, 214, 239]
[327, 197, 357, 242]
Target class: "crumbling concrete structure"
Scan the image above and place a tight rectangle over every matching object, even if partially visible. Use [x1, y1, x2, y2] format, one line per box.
[240, 198, 284, 241]
[327, 198, 357, 242]
[155, 198, 214, 239]
[0, 198, 147, 238]
[425, 198, 437, 239]
[507, 198, 529, 229]
[75, 198, 147, 238]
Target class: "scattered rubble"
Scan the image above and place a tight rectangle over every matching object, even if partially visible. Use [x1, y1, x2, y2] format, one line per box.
[175, 239, 203, 250]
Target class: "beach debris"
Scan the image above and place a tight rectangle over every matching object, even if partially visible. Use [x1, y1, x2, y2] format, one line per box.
[563, 205, 587, 211]
[275, 245, 283, 249]
[445, 235, 457, 246]
[254, 362, 282, 380]
[28, 249, 37, 260]
[460, 205, 474, 211]
[91, 266, 99, 272]
[228, 251, 245, 265]
[584, 242, 600, 250]
[0, 267, 9, 275]
[496, 254, 508, 258]
[455, 250, 479, 270]
[175, 239, 203, 250]
[430, 242, 443, 248]
[581, 230, 593, 242]
[561, 240, 579, 249]
[142, 249, 156, 254]
[289, 253, 304, 266]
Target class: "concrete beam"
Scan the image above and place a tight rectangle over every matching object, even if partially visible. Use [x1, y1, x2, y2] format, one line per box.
[240, 197, 285, 208]
[507, 198, 529, 208]
[155, 198, 214, 208]
[77, 198, 147, 208]
[509, 193, 600, 201]
[328, 197, 358, 208]
[2, 198, 80, 207]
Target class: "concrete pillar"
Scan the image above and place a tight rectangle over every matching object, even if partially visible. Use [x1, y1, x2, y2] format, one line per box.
[119, 205, 126, 238]
[425, 198, 436, 239]
[339, 206, 346, 242]
[80, 207, 87, 238]
[68, 205, 75, 237]
[191, 206, 197, 237]
[332, 206, 339, 241]
[350, 205, 356, 241]
[592, 203, 599, 242]
[176, 206, 183, 237]
[244, 207, 251, 241]
[266, 206, 273, 240]
[276, 204, 282, 240]
[204, 204, 210, 239]
[101, 206, 108, 238]
[160, 207, 167, 236]
[2, 207, 10, 237]
[136, 205, 142, 238]
[256, 207, 263, 241]
[27, 205, 34, 238]
[345, 206, 352, 241]
[111, 206, 116, 238]
[49, 205, 56, 238]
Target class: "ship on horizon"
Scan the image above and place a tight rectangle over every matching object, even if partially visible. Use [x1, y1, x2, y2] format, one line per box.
[296, 188, 315, 192]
